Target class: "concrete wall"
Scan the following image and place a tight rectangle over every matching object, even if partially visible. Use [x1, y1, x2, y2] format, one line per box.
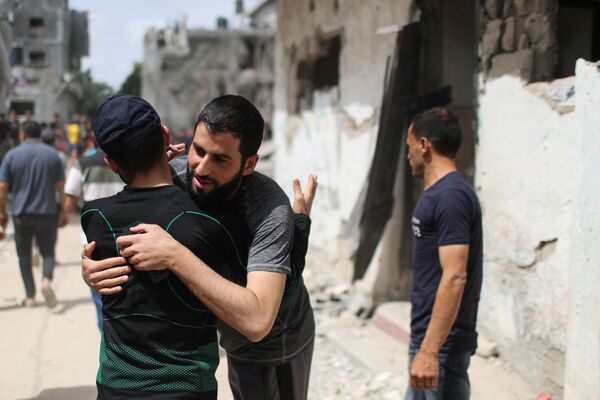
[563, 59, 600, 400]
[273, 0, 412, 265]
[476, 72, 575, 395]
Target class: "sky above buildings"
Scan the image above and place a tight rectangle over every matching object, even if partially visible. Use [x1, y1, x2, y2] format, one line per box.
[70, 0, 263, 90]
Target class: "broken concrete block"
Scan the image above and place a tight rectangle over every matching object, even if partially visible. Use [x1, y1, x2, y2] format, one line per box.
[482, 19, 503, 57]
[489, 48, 534, 82]
[476, 335, 499, 358]
[484, 0, 499, 18]
[502, 17, 516, 52]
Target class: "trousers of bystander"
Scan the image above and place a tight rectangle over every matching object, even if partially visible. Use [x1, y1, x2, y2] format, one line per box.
[13, 214, 58, 299]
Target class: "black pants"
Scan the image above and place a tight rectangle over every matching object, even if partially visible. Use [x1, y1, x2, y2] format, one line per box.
[13, 214, 58, 298]
[227, 338, 314, 400]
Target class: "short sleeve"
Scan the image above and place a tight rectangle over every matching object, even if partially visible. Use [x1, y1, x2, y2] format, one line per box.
[64, 164, 83, 197]
[247, 203, 293, 275]
[434, 189, 472, 247]
[0, 152, 10, 183]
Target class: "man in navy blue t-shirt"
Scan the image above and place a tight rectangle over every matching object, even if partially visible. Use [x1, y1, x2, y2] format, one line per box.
[404, 108, 483, 400]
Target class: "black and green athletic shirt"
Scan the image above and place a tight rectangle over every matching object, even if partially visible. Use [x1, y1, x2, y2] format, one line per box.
[81, 185, 249, 400]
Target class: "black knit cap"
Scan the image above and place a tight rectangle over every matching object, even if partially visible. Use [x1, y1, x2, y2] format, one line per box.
[92, 94, 161, 155]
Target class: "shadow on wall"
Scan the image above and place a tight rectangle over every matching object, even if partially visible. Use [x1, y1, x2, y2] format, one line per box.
[20, 386, 97, 400]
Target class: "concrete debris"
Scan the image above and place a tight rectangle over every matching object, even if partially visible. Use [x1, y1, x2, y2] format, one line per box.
[477, 335, 500, 358]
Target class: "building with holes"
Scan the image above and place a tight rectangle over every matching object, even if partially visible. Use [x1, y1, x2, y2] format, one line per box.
[0, 0, 88, 121]
[271, 1, 600, 398]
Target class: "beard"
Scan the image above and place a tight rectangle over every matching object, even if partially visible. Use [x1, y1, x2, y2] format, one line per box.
[186, 164, 244, 206]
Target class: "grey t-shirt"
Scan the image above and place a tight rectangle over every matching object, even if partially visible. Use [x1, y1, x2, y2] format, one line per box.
[0, 140, 64, 216]
[171, 157, 315, 364]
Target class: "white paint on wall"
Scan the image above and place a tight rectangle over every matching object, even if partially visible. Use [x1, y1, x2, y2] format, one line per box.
[476, 74, 578, 391]
[564, 59, 600, 400]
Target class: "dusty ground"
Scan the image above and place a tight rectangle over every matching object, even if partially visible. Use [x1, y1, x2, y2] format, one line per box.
[0, 218, 535, 399]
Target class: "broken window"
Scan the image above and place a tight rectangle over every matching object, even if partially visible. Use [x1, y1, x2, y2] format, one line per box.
[29, 17, 44, 37]
[557, 0, 600, 78]
[293, 35, 342, 113]
[10, 101, 35, 116]
[29, 51, 46, 67]
[313, 36, 341, 90]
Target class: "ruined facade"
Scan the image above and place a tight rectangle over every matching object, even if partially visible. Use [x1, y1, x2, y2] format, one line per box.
[0, 9, 11, 111]
[0, 0, 88, 121]
[141, 0, 276, 138]
[273, 0, 600, 398]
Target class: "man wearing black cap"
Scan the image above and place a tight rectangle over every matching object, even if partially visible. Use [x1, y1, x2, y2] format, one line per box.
[81, 94, 250, 399]
[83, 95, 317, 400]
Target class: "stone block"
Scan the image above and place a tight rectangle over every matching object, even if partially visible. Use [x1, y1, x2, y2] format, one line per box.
[524, 13, 555, 50]
[488, 48, 534, 82]
[502, 0, 513, 17]
[514, 0, 533, 16]
[518, 32, 530, 49]
[484, 0, 499, 18]
[502, 17, 516, 52]
[482, 19, 503, 57]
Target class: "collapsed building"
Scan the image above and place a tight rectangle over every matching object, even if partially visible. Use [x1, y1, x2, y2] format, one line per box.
[0, 0, 88, 121]
[141, 0, 276, 139]
[0, 9, 10, 111]
[272, 0, 600, 399]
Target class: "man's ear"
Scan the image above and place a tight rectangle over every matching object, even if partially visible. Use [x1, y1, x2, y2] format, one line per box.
[161, 124, 170, 146]
[419, 137, 431, 155]
[242, 154, 259, 176]
[104, 155, 120, 174]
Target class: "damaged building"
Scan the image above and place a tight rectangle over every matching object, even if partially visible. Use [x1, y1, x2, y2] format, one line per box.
[0, 0, 88, 121]
[272, 0, 600, 399]
[141, 0, 276, 141]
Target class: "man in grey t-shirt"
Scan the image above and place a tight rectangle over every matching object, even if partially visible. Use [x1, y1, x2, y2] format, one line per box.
[0, 120, 68, 307]
[82, 95, 317, 399]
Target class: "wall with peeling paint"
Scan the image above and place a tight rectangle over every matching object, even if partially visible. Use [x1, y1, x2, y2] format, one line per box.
[563, 59, 600, 400]
[273, 0, 412, 264]
[476, 73, 578, 394]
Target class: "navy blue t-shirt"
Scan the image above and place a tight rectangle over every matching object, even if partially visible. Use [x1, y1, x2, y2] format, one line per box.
[410, 171, 483, 354]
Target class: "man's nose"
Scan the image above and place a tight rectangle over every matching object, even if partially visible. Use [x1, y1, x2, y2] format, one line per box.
[194, 156, 211, 176]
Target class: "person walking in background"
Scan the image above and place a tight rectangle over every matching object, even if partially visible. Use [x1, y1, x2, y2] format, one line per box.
[64, 132, 124, 331]
[0, 120, 68, 307]
[66, 116, 82, 161]
[404, 108, 483, 400]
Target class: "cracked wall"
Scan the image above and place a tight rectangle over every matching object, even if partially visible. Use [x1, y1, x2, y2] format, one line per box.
[273, 0, 412, 274]
[476, 72, 576, 397]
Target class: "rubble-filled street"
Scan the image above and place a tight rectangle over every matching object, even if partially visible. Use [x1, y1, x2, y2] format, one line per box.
[0, 219, 536, 400]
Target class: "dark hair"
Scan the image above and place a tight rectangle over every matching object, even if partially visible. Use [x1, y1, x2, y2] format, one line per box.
[411, 108, 462, 157]
[195, 95, 264, 158]
[22, 120, 42, 138]
[108, 128, 165, 174]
